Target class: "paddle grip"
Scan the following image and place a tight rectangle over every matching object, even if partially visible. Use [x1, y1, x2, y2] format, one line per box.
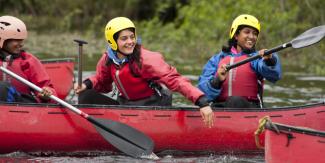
[73, 39, 88, 46]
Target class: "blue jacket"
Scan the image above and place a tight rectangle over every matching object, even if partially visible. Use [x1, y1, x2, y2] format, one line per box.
[198, 50, 282, 101]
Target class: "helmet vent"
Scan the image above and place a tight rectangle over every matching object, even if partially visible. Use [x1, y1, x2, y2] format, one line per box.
[244, 16, 247, 19]
[0, 22, 10, 26]
[17, 29, 20, 32]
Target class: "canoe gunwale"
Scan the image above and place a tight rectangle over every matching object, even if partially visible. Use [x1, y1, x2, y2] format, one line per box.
[41, 58, 75, 64]
[266, 122, 325, 137]
[0, 101, 324, 111]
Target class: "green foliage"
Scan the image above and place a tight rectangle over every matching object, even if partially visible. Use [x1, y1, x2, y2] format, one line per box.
[1, 0, 324, 74]
[138, 0, 325, 75]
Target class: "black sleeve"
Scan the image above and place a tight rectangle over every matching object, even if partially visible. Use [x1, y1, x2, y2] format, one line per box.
[83, 79, 93, 89]
[195, 96, 210, 107]
[264, 57, 277, 66]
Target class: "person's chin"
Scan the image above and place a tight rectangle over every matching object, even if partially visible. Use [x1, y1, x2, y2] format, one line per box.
[10, 50, 21, 54]
[124, 49, 134, 54]
[123, 51, 133, 55]
[244, 45, 254, 49]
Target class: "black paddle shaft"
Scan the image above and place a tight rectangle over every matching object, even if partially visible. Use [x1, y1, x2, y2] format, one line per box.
[226, 25, 325, 71]
[73, 39, 88, 87]
[226, 43, 292, 70]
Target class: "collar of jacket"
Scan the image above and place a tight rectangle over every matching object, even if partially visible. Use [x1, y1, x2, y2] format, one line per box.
[229, 46, 256, 57]
[106, 46, 128, 66]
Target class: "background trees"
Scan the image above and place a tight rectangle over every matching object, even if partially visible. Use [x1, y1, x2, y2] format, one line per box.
[1, 0, 324, 74]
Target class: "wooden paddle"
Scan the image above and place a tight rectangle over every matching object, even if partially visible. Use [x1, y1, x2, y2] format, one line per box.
[226, 25, 325, 71]
[0, 66, 158, 159]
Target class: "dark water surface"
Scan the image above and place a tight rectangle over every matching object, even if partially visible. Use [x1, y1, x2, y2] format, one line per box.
[1, 66, 323, 163]
[0, 152, 265, 163]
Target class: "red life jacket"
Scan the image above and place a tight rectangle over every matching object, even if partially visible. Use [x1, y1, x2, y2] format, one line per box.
[109, 63, 155, 100]
[217, 55, 261, 102]
[0, 52, 30, 94]
[0, 51, 56, 103]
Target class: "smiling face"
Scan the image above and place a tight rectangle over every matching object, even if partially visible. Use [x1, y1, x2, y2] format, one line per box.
[235, 26, 258, 52]
[116, 29, 136, 59]
[2, 39, 24, 54]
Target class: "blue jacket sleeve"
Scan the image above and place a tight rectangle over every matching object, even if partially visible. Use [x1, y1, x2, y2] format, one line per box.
[198, 53, 223, 101]
[250, 52, 282, 83]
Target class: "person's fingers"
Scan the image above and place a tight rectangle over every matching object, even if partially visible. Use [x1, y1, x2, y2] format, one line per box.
[200, 106, 214, 128]
[205, 113, 212, 128]
[200, 111, 205, 122]
[44, 88, 51, 96]
[209, 112, 214, 128]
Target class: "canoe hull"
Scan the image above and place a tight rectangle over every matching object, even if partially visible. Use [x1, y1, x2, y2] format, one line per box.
[0, 103, 324, 154]
[265, 122, 325, 163]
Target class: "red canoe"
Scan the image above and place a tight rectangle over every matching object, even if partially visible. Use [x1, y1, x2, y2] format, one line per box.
[0, 101, 324, 155]
[41, 58, 74, 99]
[264, 120, 325, 163]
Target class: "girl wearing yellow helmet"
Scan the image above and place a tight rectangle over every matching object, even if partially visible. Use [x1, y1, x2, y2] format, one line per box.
[74, 17, 214, 128]
[198, 14, 282, 108]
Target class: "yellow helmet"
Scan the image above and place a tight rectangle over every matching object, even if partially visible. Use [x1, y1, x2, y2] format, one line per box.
[229, 14, 260, 39]
[105, 17, 136, 50]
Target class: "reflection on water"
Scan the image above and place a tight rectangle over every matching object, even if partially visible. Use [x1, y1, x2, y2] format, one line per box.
[263, 71, 324, 107]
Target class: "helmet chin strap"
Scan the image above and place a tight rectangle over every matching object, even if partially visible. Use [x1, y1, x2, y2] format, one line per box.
[117, 49, 128, 56]
[116, 49, 133, 58]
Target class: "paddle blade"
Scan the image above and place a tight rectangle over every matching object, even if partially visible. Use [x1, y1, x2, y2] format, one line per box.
[291, 25, 325, 48]
[87, 116, 154, 158]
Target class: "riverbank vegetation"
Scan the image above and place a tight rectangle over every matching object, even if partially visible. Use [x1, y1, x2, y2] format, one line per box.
[1, 0, 324, 74]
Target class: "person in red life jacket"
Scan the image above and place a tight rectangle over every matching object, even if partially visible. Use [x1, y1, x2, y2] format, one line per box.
[74, 17, 214, 127]
[198, 14, 282, 108]
[0, 15, 57, 103]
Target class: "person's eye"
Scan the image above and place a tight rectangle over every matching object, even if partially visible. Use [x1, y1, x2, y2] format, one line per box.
[119, 36, 127, 41]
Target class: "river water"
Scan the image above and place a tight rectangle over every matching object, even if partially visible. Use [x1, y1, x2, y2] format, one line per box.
[1, 66, 324, 163]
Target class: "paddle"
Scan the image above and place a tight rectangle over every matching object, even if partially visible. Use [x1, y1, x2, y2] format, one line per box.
[0, 66, 158, 159]
[226, 25, 325, 71]
[73, 39, 88, 88]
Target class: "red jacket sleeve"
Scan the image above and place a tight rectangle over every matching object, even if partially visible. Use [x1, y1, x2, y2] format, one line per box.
[21, 52, 57, 102]
[140, 48, 204, 104]
[88, 53, 113, 93]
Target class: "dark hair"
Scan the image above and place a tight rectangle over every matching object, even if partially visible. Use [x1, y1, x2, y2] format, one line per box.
[221, 25, 257, 54]
[107, 28, 142, 77]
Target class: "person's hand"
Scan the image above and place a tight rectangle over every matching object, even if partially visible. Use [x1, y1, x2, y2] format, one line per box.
[200, 105, 214, 128]
[74, 83, 87, 94]
[217, 64, 228, 81]
[39, 86, 53, 100]
[259, 49, 272, 60]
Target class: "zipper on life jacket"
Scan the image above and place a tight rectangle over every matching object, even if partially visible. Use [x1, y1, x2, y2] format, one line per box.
[114, 70, 130, 100]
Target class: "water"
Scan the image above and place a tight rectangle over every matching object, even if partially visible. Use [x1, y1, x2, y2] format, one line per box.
[1, 67, 323, 162]
[0, 152, 265, 163]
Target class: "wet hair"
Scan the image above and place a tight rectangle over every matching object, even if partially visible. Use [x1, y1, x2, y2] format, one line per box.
[222, 25, 257, 54]
[107, 28, 142, 77]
